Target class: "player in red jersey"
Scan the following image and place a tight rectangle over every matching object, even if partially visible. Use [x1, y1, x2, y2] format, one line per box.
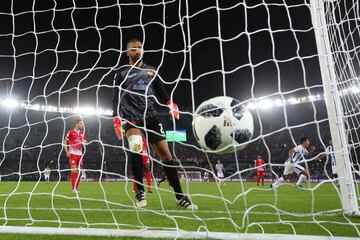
[254, 155, 266, 186]
[133, 134, 152, 193]
[63, 119, 87, 193]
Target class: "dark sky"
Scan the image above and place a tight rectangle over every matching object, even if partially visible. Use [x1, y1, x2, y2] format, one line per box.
[0, 0, 323, 112]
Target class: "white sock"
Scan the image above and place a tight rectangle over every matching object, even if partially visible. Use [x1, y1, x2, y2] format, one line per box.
[296, 174, 306, 186]
[273, 177, 284, 187]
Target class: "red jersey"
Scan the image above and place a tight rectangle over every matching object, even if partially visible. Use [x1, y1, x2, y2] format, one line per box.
[66, 129, 85, 156]
[255, 159, 265, 172]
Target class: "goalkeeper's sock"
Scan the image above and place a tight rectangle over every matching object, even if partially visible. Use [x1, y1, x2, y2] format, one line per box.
[163, 160, 183, 200]
[257, 177, 260, 186]
[130, 152, 144, 192]
[145, 171, 152, 192]
[296, 174, 306, 186]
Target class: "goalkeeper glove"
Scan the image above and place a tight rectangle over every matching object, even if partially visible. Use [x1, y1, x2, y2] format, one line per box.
[114, 116, 124, 140]
[166, 100, 179, 120]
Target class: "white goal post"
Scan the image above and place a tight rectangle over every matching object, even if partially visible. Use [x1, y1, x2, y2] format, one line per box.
[310, 0, 360, 215]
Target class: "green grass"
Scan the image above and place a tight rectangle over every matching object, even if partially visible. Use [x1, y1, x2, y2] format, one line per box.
[0, 181, 359, 239]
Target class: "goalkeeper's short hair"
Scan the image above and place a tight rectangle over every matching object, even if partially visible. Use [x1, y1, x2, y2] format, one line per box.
[126, 38, 142, 48]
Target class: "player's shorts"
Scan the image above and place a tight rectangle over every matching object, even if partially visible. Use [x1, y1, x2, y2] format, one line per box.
[124, 116, 166, 144]
[283, 161, 304, 175]
[332, 165, 337, 175]
[69, 154, 83, 169]
[44, 174, 50, 179]
[257, 170, 265, 177]
[217, 172, 224, 178]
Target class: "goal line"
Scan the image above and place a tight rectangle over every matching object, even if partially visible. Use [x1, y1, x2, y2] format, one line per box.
[0, 226, 357, 240]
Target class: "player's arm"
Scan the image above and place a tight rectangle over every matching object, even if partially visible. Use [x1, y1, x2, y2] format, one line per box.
[63, 135, 70, 158]
[152, 77, 179, 119]
[288, 148, 296, 163]
[112, 72, 124, 140]
[82, 133, 88, 145]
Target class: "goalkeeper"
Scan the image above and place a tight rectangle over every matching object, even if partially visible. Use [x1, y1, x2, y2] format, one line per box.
[112, 38, 197, 210]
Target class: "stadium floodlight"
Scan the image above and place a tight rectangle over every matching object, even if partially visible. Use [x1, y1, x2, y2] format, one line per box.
[288, 97, 300, 104]
[308, 95, 316, 101]
[274, 99, 284, 107]
[259, 99, 274, 109]
[2, 98, 19, 108]
[246, 102, 257, 110]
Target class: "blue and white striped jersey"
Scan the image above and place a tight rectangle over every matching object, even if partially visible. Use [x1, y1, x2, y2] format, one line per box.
[290, 145, 309, 163]
[326, 145, 336, 166]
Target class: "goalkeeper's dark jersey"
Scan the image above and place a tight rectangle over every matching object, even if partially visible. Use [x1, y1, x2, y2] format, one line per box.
[112, 63, 170, 121]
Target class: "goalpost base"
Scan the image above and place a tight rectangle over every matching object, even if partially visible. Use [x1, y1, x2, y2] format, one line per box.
[0, 226, 358, 240]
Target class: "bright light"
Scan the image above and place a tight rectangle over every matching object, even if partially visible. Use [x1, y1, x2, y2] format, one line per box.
[274, 99, 284, 107]
[259, 99, 274, 109]
[2, 98, 19, 108]
[32, 104, 40, 110]
[246, 102, 257, 110]
[308, 95, 316, 101]
[288, 97, 300, 104]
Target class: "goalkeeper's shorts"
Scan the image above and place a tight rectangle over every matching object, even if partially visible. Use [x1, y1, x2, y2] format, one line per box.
[69, 154, 83, 169]
[124, 117, 166, 144]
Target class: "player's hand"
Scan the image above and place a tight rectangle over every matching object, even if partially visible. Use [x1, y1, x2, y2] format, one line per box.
[114, 116, 123, 140]
[166, 100, 179, 120]
[66, 153, 70, 158]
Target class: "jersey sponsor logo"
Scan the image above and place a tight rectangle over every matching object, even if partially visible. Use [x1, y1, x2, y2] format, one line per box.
[133, 79, 148, 91]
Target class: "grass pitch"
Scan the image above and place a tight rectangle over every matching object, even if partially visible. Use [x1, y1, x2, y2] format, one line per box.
[0, 180, 359, 239]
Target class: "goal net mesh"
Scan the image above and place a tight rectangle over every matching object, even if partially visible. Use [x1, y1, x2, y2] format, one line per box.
[0, 0, 359, 238]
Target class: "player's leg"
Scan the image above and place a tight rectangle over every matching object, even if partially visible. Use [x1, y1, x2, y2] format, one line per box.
[126, 128, 146, 207]
[142, 136, 152, 193]
[154, 140, 197, 209]
[144, 163, 152, 193]
[261, 172, 265, 186]
[69, 155, 79, 192]
[271, 162, 292, 189]
[295, 165, 308, 190]
[133, 176, 137, 192]
[256, 172, 260, 186]
[332, 166, 339, 188]
[75, 156, 83, 190]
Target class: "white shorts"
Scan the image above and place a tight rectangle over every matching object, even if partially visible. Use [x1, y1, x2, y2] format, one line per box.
[44, 175, 50, 179]
[332, 166, 337, 175]
[217, 173, 224, 178]
[283, 161, 304, 175]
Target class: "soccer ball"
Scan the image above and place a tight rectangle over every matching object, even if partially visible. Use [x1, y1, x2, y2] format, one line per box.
[192, 96, 254, 154]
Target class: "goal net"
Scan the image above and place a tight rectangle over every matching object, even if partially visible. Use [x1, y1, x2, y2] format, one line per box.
[0, 0, 359, 239]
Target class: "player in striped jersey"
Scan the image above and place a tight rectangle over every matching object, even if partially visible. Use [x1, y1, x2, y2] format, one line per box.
[317, 139, 338, 187]
[271, 137, 316, 190]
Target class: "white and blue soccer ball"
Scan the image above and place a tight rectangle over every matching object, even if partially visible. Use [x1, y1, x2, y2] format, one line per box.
[192, 96, 254, 155]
